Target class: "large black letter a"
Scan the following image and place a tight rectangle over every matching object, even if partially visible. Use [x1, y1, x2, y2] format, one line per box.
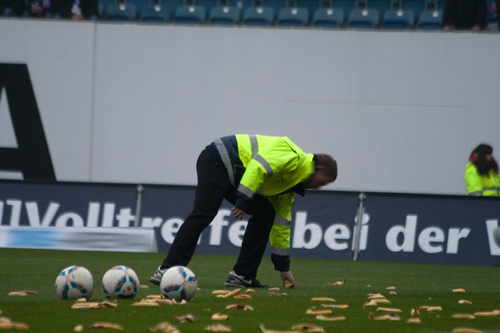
[0, 64, 56, 181]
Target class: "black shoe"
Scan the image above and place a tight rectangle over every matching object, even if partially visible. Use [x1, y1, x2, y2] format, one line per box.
[224, 271, 269, 288]
[150, 266, 167, 286]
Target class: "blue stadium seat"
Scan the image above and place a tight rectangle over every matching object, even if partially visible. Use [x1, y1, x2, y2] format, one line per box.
[276, 7, 309, 26]
[381, 9, 414, 28]
[105, 3, 138, 21]
[400, 0, 428, 23]
[298, 0, 321, 21]
[312, 8, 345, 27]
[332, 0, 355, 21]
[347, 9, 379, 28]
[435, 0, 445, 10]
[417, 10, 442, 29]
[174, 5, 206, 23]
[242, 6, 275, 25]
[208, 6, 241, 24]
[140, 4, 171, 22]
[99, 0, 115, 16]
[366, 0, 393, 20]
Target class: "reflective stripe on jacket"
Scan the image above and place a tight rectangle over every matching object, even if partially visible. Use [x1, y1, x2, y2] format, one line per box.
[464, 162, 500, 196]
[209, 134, 315, 255]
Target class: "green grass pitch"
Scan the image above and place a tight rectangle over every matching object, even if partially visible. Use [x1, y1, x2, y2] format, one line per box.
[0, 248, 499, 332]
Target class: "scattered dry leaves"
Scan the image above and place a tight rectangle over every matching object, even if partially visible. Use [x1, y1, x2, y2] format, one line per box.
[321, 304, 349, 309]
[211, 313, 229, 321]
[8, 290, 37, 296]
[225, 304, 253, 311]
[171, 314, 199, 323]
[316, 315, 346, 321]
[259, 324, 300, 333]
[0, 317, 29, 330]
[418, 306, 442, 312]
[148, 322, 180, 332]
[88, 322, 123, 330]
[204, 323, 232, 332]
[452, 328, 483, 333]
[368, 312, 401, 321]
[377, 307, 402, 313]
[406, 318, 421, 323]
[310, 298, 334, 302]
[306, 309, 332, 315]
[452, 314, 475, 319]
[290, 324, 324, 332]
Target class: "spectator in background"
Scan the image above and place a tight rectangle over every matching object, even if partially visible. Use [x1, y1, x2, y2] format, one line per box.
[442, 0, 487, 31]
[465, 144, 500, 196]
[53, 0, 98, 20]
[29, 0, 54, 17]
[0, 0, 27, 16]
[486, 0, 498, 30]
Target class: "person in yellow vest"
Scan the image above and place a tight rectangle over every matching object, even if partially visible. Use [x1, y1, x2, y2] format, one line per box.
[150, 134, 338, 288]
[465, 144, 500, 196]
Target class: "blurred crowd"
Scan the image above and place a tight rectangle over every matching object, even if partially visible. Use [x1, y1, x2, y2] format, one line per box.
[0, 0, 99, 20]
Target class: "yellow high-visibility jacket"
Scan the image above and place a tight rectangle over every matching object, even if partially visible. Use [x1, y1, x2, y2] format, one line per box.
[464, 162, 500, 196]
[208, 134, 315, 264]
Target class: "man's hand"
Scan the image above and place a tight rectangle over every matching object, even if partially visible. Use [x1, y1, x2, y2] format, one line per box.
[280, 271, 296, 288]
[471, 25, 481, 32]
[231, 207, 245, 220]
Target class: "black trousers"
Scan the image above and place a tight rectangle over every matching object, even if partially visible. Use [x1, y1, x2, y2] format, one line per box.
[162, 148, 276, 279]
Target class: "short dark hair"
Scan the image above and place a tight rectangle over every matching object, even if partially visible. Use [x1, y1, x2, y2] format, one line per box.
[317, 154, 338, 182]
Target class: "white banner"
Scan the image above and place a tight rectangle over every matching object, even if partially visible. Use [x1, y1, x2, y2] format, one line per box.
[0, 227, 157, 253]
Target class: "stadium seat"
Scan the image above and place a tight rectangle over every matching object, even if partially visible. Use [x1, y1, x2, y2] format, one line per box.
[347, 9, 379, 28]
[208, 6, 241, 24]
[140, 4, 171, 22]
[99, 0, 115, 16]
[276, 7, 309, 26]
[242, 6, 275, 25]
[381, 9, 414, 28]
[417, 10, 442, 29]
[400, 0, 427, 23]
[332, 0, 355, 21]
[435, 0, 445, 10]
[105, 3, 138, 21]
[366, 0, 393, 20]
[174, 5, 206, 23]
[312, 8, 345, 27]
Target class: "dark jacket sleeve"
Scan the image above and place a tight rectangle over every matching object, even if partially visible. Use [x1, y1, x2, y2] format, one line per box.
[271, 253, 290, 272]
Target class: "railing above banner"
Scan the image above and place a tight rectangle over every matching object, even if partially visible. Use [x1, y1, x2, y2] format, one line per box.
[0, 180, 499, 266]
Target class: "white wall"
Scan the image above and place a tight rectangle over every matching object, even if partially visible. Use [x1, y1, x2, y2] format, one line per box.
[1, 19, 499, 195]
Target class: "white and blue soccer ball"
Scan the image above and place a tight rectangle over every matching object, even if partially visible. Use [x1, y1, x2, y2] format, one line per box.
[55, 265, 94, 300]
[101, 265, 140, 299]
[160, 266, 198, 302]
[493, 228, 500, 248]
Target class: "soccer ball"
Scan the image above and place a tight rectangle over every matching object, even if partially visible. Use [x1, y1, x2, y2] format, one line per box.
[101, 266, 140, 299]
[493, 228, 500, 247]
[160, 266, 198, 302]
[55, 266, 94, 300]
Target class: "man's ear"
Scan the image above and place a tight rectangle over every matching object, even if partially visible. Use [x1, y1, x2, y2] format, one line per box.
[315, 165, 324, 172]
